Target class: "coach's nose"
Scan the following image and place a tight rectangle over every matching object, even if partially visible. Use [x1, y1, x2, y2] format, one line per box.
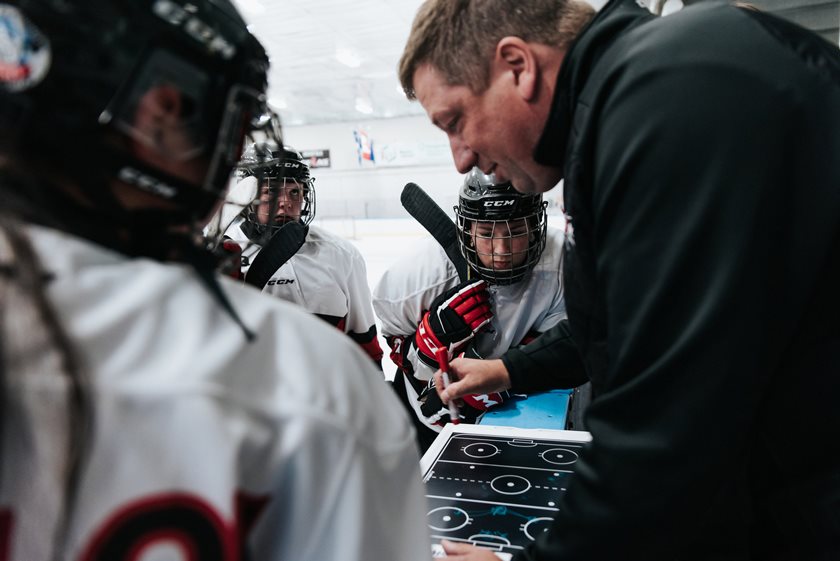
[450, 136, 477, 174]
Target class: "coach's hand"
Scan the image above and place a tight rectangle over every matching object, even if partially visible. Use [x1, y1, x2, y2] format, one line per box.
[435, 357, 511, 404]
[437, 540, 501, 560]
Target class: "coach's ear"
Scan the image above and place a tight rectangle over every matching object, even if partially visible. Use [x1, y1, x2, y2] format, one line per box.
[494, 36, 539, 102]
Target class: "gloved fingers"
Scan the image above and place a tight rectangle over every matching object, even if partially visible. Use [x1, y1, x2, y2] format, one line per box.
[460, 305, 492, 331]
[450, 286, 489, 311]
[437, 305, 491, 334]
[435, 298, 492, 338]
[438, 279, 488, 309]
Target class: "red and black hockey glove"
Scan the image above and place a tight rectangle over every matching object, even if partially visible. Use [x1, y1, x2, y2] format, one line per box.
[414, 278, 492, 367]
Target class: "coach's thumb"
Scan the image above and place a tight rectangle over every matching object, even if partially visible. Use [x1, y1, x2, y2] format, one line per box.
[437, 375, 460, 403]
[441, 539, 473, 555]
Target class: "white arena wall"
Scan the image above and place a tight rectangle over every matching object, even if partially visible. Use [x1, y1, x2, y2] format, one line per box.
[283, 115, 462, 220]
[282, 115, 565, 221]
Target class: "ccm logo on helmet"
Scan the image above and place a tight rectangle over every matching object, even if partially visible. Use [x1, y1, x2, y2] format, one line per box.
[484, 200, 516, 207]
[152, 0, 237, 60]
[118, 167, 178, 199]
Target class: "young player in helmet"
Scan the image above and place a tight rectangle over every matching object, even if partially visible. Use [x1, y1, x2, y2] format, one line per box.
[374, 168, 579, 452]
[456, 169, 548, 285]
[0, 2, 427, 560]
[237, 143, 318, 233]
[222, 143, 384, 365]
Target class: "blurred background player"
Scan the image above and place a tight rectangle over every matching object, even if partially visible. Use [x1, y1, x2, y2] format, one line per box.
[222, 143, 383, 366]
[374, 168, 578, 452]
[0, 1, 428, 559]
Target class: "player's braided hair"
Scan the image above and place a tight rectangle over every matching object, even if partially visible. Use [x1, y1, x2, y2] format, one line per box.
[0, 212, 92, 561]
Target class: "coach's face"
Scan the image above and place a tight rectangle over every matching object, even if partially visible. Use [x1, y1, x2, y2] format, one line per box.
[412, 39, 564, 194]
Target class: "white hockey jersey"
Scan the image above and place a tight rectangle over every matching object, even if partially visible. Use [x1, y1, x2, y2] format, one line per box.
[373, 227, 567, 430]
[0, 225, 429, 561]
[225, 219, 382, 363]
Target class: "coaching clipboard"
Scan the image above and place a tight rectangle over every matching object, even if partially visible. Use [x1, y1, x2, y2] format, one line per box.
[421, 424, 592, 559]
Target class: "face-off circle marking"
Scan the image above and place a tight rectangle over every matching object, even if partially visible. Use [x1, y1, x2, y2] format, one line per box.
[522, 517, 554, 541]
[490, 475, 531, 495]
[428, 506, 470, 532]
[540, 448, 578, 466]
[462, 442, 500, 458]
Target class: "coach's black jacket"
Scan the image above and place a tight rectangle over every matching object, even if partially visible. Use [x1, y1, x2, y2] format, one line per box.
[515, 1, 840, 560]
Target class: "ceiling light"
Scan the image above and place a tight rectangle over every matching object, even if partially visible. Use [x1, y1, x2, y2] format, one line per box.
[336, 48, 361, 68]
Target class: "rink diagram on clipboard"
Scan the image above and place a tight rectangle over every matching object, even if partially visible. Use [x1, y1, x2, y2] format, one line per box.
[420, 424, 592, 559]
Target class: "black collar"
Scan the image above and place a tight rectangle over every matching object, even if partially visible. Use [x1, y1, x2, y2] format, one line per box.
[533, 0, 654, 171]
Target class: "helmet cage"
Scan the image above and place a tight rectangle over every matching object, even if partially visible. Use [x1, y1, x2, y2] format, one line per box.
[455, 169, 547, 284]
[456, 208, 547, 285]
[250, 175, 315, 231]
[227, 145, 316, 242]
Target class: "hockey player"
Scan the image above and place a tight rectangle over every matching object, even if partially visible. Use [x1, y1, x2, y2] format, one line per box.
[0, 2, 428, 560]
[223, 143, 384, 365]
[374, 169, 573, 451]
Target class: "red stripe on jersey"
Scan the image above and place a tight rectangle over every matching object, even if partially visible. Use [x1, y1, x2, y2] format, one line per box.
[349, 324, 383, 365]
[360, 337, 384, 364]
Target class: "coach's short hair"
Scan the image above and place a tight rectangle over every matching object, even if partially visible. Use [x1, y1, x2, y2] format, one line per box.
[398, 0, 596, 99]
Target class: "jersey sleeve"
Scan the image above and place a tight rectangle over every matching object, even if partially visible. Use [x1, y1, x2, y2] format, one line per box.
[372, 240, 460, 382]
[372, 240, 459, 338]
[502, 319, 588, 393]
[342, 247, 383, 365]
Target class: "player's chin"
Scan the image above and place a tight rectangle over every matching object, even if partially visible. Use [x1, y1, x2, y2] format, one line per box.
[273, 216, 297, 225]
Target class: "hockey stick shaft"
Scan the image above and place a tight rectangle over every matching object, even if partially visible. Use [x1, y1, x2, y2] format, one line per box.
[244, 221, 307, 290]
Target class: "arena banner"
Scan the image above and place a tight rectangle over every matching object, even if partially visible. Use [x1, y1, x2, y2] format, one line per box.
[301, 149, 331, 168]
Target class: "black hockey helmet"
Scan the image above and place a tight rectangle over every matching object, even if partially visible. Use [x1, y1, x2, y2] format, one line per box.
[239, 143, 314, 187]
[0, 0, 279, 244]
[455, 168, 547, 284]
[236, 143, 315, 240]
